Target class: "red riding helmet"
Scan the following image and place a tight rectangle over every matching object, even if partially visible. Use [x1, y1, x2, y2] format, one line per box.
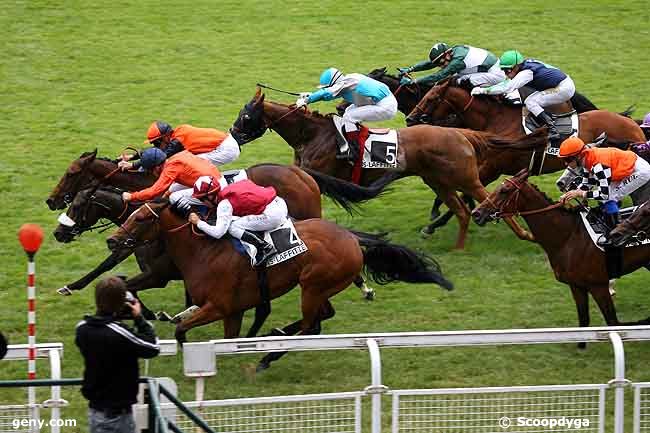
[192, 176, 221, 200]
[559, 136, 586, 158]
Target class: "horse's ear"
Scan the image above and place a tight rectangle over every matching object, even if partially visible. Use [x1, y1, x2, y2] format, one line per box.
[255, 87, 262, 98]
[515, 168, 530, 180]
[380, 67, 387, 73]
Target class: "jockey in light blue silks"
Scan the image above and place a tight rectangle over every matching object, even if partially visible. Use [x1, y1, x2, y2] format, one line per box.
[296, 67, 398, 160]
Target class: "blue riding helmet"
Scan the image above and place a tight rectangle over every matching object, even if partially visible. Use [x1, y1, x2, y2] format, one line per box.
[318, 67, 343, 88]
[140, 147, 167, 170]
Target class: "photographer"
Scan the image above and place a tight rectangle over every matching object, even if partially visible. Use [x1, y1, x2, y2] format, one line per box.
[0, 332, 7, 360]
[76, 276, 159, 433]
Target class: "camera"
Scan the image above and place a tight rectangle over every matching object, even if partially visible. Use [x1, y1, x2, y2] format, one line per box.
[116, 291, 137, 320]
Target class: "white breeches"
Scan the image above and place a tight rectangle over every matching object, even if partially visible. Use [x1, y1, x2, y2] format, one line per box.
[342, 94, 398, 123]
[196, 134, 241, 166]
[525, 76, 576, 117]
[228, 197, 288, 238]
[609, 158, 650, 202]
[169, 188, 203, 207]
[457, 63, 506, 87]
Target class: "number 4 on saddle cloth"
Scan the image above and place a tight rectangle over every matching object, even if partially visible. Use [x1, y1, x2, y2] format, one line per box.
[332, 116, 399, 169]
[230, 219, 308, 267]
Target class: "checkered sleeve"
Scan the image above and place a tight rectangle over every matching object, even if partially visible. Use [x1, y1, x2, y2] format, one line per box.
[585, 163, 612, 200]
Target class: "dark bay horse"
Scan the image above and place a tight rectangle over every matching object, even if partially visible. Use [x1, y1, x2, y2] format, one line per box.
[50, 156, 389, 303]
[46, 150, 390, 216]
[106, 201, 453, 370]
[232, 90, 551, 248]
[472, 169, 650, 335]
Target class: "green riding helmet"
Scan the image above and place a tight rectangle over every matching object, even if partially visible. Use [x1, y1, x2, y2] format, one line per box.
[499, 50, 525, 69]
[429, 42, 450, 64]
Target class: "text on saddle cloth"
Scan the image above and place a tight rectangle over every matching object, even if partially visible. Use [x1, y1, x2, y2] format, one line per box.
[234, 219, 308, 267]
[332, 116, 399, 169]
[522, 109, 578, 156]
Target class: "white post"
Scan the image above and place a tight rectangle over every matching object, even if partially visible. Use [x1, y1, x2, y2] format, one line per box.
[609, 331, 626, 433]
[366, 338, 383, 433]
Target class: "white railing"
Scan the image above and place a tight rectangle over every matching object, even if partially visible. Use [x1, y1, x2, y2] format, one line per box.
[181, 325, 650, 433]
[0, 343, 64, 433]
[634, 383, 650, 433]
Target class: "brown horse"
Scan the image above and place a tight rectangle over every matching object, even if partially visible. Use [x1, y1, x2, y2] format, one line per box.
[48, 155, 390, 304]
[609, 202, 650, 247]
[106, 201, 452, 369]
[231, 90, 553, 248]
[472, 169, 650, 335]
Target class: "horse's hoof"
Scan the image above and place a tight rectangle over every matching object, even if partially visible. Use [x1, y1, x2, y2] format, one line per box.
[420, 225, 435, 237]
[363, 290, 375, 301]
[57, 286, 72, 296]
[156, 311, 173, 322]
[577, 342, 587, 350]
[256, 361, 270, 373]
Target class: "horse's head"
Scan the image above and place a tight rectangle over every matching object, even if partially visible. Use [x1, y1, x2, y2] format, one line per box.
[405, 79, 464, 127]
[556, 166, 586, 193]
[47, 149, 98, 210]
[53, 187, 123, 243]
[472, 169, 531, 226]
[609, 202, 650, 247]
[106, 201, 167, 252]
[230, 89, 269, 145]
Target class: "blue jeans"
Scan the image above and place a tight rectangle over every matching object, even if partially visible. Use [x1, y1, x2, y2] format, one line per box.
[88, 408, 135, 433]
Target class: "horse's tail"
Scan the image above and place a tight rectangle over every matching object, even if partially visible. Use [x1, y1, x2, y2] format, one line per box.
[303, 168, 395, 214]
[571, 91, 599, 113]
[353, 231, 453, 290]
[620, 105, 636, 118]
[483, 129, 548, 152]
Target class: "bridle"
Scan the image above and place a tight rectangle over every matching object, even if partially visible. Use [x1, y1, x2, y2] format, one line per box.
[411, 82, 474, 123]
[62, 187, 131, 237]
[483, 177, 564, 221]
[116, 203, 161, 249]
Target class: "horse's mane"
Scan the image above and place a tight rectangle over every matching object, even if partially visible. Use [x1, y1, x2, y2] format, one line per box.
[461, 129, 547, 158]
[525, 181, 582, 215]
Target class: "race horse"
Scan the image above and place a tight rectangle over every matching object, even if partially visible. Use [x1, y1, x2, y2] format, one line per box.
[404, 79, 645, 232]
[360, 67, 599, 120]
[609, 202, 650, 247]
[48, 153, 391, 307]
[106, 200, 453, 370]
[231, 89, 550, 249]
[472, 169, 650, 337]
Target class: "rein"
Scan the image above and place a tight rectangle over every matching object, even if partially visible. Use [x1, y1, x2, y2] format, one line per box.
[488, 178, 565, 219]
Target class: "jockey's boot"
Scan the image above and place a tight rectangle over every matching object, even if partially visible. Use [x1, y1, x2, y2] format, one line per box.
[241, 230, 277, 265]
[598, 212, 621, 246]
[537, 111, 561, 141]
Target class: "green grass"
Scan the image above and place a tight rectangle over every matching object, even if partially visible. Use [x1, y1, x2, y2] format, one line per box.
[2, 0, 650, 431]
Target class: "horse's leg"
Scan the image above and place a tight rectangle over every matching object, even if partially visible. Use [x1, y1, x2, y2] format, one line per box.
[57, 251, 130, 295]
[125, 269, 176, 320]
[354, 275, 375, 300]
[223, 312, 244, 339]
[257, 301, 337, 372]
[245, 303, 271, 338]
[503, 216, 535, 242]
[570, 285, 590, 349]
[174, 302, 222, 344]
[429, 197, 444, 221]
[589, 285, 621, 326]
[436, 187, 471, 250]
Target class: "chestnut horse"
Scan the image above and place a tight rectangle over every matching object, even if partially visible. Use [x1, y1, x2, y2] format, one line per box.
[231, 90, 555, 248]
[609, 202, 650, 247]
[472, 169, 650, 335]
[106, 201, 453, 370]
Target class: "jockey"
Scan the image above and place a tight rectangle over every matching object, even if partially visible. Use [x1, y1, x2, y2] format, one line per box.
[558, 136, 650, 244]
[398, 42, 505, 88]
[188, 176, 289, 265]
[471, 50, 576, 141]
[121, 148, 222, 207]
[295, 67, 398, 160]
[120, 121, 240, 169]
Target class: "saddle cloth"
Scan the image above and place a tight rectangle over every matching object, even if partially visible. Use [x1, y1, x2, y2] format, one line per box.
[233, 219, 308, 267]
[579, 205, 650, 250]
[332, 116, 399, 168]
[522, 109, 579, 156]
[221, 168, 248, 184]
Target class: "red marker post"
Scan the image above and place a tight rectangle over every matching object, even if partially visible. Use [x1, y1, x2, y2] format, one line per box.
[18, 224, 44, 415]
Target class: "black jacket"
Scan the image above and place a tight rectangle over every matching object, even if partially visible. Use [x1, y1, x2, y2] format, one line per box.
[75, 315, 159, 410]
